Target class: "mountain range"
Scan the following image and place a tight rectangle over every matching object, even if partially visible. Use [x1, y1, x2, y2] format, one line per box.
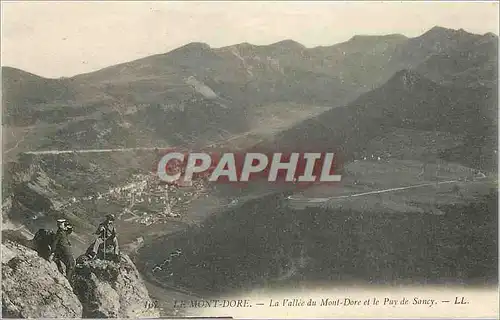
[3, 26, 497, 163]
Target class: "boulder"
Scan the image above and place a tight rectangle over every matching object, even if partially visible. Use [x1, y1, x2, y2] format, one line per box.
[73, 253, 160, 318]
[1, 240, 83, 318]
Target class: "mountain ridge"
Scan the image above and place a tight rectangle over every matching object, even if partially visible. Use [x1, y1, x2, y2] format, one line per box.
[3, 26, 497, 80]
[2, 25, 497, 158]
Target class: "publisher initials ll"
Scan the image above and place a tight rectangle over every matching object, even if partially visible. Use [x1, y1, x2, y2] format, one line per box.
[454, 297, 468, 305]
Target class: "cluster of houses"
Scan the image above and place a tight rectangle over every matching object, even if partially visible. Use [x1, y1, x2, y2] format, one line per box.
[61, 173, 211, 226]
[353, 154, 391, 162]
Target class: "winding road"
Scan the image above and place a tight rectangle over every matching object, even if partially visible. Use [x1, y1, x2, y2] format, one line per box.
[22, 130, 256, 155]
[287, 179, 462, 203]
[23, 147, 171, 155]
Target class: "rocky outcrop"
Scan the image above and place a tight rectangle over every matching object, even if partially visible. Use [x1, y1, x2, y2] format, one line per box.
[73, 254, 160, 318]
[1, 240, 83, 318]
[1, 239, 160, 318]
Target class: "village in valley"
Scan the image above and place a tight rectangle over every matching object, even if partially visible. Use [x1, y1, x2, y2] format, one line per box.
[57, 172, 212, 227]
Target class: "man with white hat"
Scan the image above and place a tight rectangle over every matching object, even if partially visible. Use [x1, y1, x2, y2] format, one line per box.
[49, 219, 75, 280]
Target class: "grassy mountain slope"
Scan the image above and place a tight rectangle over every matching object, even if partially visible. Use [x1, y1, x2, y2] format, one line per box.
[4, 27, 496, 153]
[260, 68, 496, 171]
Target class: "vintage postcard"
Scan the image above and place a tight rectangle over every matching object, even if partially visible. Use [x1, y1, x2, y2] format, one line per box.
[1, 1, 498, 319]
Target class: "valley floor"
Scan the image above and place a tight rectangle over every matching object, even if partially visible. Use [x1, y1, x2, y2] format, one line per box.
[131, 158, 496, 317]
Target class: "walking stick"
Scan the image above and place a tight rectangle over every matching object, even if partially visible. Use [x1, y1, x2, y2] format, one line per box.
[103, 230, 106, 261]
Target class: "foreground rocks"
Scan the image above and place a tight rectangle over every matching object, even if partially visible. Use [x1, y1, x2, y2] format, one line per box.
[1, 239, 160, 318]
[1, 240, 83, 318]
[73, 253, 160, 318]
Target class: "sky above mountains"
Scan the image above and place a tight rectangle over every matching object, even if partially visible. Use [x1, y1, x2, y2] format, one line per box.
[2, 1, 499, 78]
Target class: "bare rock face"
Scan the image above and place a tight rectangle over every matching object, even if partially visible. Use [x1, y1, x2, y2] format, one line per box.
[73, 254, 159, 318]
[1, 240, 83, 318]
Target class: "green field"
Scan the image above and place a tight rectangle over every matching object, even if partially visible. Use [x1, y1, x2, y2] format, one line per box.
[289, 158, 491, 213]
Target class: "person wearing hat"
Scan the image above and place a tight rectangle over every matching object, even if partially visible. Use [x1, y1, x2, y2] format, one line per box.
[49, 219, 75, 280]
[89, 214, 120, 259]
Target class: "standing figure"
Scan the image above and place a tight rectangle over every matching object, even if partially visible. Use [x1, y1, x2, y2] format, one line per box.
[89, 214, 120, 259]
[49, 219, 75, 280]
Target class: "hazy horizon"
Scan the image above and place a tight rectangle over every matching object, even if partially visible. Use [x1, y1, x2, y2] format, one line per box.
[2, 1, 499, 78]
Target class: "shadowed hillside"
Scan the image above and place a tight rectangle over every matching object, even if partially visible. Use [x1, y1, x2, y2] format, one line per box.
[1, 67, 104, 126]
[139, 189, 498, 294]
[261, 69, 497, 171]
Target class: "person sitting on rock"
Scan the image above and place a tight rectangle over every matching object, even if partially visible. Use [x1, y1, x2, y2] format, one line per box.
[89, 214, 120, 260]
[49, 219, 75, 280]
